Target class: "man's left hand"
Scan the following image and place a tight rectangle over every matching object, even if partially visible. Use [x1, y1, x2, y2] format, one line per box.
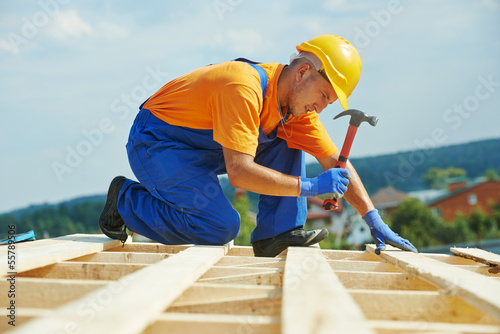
[362, 209, 418, 255]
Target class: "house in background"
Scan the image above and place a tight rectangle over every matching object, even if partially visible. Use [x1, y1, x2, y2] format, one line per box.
[306, 197, 372, 247]
[371, 186, 409, 218]
[427, 177, 500, 221]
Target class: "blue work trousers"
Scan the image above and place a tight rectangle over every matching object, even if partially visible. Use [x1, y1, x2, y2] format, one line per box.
[117, 109, 307, 245]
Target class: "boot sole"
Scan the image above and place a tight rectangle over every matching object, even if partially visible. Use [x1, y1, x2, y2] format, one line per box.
[99, 176, 127, 240]
[253, 228, 329, 257]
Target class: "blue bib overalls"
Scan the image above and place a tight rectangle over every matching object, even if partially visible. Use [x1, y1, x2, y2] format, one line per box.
[117, 61, 307, 245]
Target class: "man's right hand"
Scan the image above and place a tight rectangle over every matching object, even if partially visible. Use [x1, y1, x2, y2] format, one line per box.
[299, 168, 351, 198]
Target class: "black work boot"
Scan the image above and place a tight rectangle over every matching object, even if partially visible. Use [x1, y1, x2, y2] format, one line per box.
[99, 176, 128, 243]
[252, 227, 329, 257]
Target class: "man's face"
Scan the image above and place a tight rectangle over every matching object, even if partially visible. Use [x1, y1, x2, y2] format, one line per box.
[287, 65, 338, 118]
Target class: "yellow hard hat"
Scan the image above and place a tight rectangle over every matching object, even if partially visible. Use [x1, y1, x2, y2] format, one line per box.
[297, 35, 362, 110]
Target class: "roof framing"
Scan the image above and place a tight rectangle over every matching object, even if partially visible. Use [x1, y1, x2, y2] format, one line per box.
[1, 234, 500, 333]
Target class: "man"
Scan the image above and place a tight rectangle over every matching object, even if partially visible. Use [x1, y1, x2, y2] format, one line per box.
[99, 34, 417, 257]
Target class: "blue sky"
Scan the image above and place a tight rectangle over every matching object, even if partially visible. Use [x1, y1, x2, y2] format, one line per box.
[0, 0, 499, 213]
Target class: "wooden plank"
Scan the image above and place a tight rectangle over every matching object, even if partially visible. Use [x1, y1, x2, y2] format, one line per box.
[222, 260, 285, 269]
[9, 244, 230, 334]
[451, 247, 500, 267]
[167, 295, 282, 316]
[1, 234, 124, 275]
[16, 262, 146, 280]
[457, 265, 500, 277]
[367, 244, 500, 320]
[200, 266, 279, 279]
[215, 256, 285, 268]
[321, 249, 381, 261]
[334, 271, 438, 291]
[173, 283, 281, 306]
[105, 242, 191, 254]
[1, 308, 51, 332]
[350, 289, 500, 324]
[282, 246, 374, 334]
[329, 260, 403, 273]
[68, 251, 169, 264]
[0, 278, 108, 308]
[369, 320, 500, 334]
[423, 253, 479, 265]
[144, 313, 280, 334]
[226, 245, 258, 257]
[198, 270, 283, 286]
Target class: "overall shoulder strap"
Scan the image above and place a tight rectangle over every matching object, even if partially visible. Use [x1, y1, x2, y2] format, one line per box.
[233, 58, 267, 100]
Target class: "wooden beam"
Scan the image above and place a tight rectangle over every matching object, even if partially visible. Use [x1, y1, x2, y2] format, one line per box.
[198, 270, 282, 286]
[1, 308, 51, 332]
[144, 313, 280, 334]
[10, 244, 230, 334]
[369, 320, 500, 334]
[334, 271, 438, 291]
[68, 251, 169, 264]
[0, 234, 124, 275]
[16, 262, 146, 280]
[423, 253, 479, 265]
[451, 247, 500, 267]
[321, 249, 380, 261]
[215, 255, 285, 268]
[200, 266, 279, 279]
[173, 283, 281, 305]
[167, 295, 282, 316]
[226, 245, 258, 257]
[350, 289, 500, 324]
[457, 265, 500, 277]
[329, 260, 403, 273]
[282, 246, 374, 334]
[366, 244, 500, 320]
[0, 278, 108, 308]
[105, 242, 191, 254]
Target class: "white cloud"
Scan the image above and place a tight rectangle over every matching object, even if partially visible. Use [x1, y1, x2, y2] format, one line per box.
[47, 9, 93, 40]
[44, 10, 128, 44]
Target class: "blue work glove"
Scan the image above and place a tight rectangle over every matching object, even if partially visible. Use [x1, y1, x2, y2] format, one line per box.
[300, 168, 351, 198]
[363, 209, 418, 255]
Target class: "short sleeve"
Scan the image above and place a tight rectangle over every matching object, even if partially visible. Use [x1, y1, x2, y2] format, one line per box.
[209, 84, 262, 156]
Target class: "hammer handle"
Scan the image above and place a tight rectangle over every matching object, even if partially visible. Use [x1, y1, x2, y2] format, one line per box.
[322, 125, 358, 211]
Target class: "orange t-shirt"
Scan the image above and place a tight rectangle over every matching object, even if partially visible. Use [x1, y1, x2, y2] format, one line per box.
[143, 61, 337, 159]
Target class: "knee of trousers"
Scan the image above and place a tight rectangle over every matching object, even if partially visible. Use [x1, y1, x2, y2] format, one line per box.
[220, 209, 241, 244]
[199, 208, 240, 245]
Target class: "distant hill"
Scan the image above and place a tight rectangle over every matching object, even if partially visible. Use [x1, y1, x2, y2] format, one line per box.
[3, 194, 106, 220]
[2, 138, 498, 220]
[306, 137, 500, 195]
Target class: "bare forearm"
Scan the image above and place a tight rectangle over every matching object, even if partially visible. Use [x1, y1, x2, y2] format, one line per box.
[223, 147, 300, 197]
[317, 152, 374, 216]
[343, 160, 374, 216]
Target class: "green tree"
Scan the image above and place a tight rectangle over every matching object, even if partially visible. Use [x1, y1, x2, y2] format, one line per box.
[423, 167, 466, 189]
[233, 191, 255, 246]
[391, 198, 442, 248]
[485, 169, 500, 181]
[435, 215, 472, 244]
[468, 208, 496, 246]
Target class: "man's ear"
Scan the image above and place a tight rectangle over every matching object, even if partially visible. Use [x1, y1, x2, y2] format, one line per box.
[295, 63, 311, 82]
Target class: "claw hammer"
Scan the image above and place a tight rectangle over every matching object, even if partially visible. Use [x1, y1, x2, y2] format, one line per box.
[322, 109, 378, 211]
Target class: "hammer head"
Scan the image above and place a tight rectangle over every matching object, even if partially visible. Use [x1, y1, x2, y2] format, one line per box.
[334, 109, 378, 128]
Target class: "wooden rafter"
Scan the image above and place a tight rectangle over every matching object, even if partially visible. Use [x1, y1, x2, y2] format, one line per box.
[3, 234, 500, 333]
[281, 246, 374, 334]
[366, 244, 500, 320]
